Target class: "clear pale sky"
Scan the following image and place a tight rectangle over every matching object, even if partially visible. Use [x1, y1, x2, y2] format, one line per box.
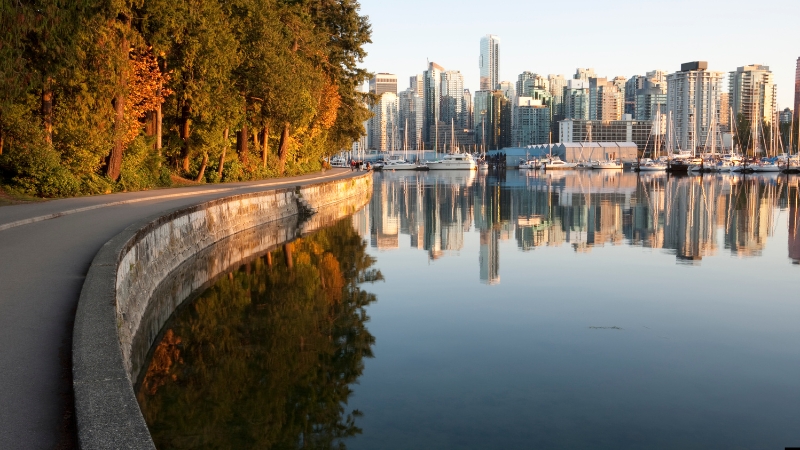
[358, 0, 799, 108]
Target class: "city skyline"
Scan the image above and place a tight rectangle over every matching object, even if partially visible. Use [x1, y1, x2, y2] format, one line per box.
[358, 0, 800, 109]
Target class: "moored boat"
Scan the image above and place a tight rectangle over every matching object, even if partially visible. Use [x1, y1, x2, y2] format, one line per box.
[427, 152, 477, 170]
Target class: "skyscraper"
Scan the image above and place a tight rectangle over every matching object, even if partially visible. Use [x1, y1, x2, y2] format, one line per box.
[398, 89, 423, 150]
[473, 90, 491, 147]
[369, 92, 399, 150]
[729, 64, 776, 135]
[462, 89, 473, 130]
[410, 74, 424, 97]
[441, 70, 465, 129]
[574, 68, 596, 81]
[423, 62, 444, 147]
[563, 79, 590, 120]
[795, 57, 800, 124]
[666, 61, 723, 152]
[479, 35, 500, 91]
[369, 73, 397, 96]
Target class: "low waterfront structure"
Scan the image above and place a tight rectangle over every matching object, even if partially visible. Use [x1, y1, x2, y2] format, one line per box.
[489, 142, 638, 165]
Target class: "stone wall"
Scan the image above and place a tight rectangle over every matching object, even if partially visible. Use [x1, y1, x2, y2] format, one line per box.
[73, 173, 372, 450]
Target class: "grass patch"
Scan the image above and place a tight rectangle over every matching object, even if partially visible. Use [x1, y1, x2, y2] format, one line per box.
[0, 184, 47, 206]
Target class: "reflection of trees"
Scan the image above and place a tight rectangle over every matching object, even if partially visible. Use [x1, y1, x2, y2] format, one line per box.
[137, 218, 381, 449]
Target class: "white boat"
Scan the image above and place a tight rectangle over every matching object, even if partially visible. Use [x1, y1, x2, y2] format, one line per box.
[540, 156, 577, 170]
[638, 159, 667, 172]
[426, 152, 477, 170]
[329, 155, 348, 168]
[751, 162, 782, 172]
[518, 159, 539, 170]
[383, 160, 418, 171]
[591, 160, 623, 170]
[478, 160, 489, 172]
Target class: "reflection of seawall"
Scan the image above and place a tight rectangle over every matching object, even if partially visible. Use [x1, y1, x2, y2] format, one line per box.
[72, 173, 372, 449]
[131, 186, 373, 382]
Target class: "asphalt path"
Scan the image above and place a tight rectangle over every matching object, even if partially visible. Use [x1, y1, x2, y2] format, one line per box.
[0, 169, 357, 449]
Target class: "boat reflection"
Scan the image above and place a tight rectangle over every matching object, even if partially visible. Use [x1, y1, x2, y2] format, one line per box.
[359, 171, 800, 282]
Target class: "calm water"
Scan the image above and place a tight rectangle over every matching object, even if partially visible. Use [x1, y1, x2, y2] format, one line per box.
[138, 170, 800, 449]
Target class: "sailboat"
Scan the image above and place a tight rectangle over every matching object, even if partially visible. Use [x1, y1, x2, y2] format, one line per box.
[427, 118, 477, 170]
[386, 119, 419, 171]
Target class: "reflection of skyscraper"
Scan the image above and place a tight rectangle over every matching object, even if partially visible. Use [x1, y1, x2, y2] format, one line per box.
[369, 181, 400, 249]
[479, 229, 500, 284]
[788, 188, 799, 264]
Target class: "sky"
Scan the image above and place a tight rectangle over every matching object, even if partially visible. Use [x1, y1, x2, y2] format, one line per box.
[357, 0, 800, 108]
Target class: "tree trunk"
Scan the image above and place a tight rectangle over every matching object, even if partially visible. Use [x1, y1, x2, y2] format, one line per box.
[0, 131, 4, 155]
[277, 122, 290, 175]
[144, 111, 155, 136]
[106, 16, 129, 182]
[195, 152, 208, 182]
[155, 100, 162, 156]
[253, 126, 260, 153]
[262, 124, 269, 168]
[238, 122, 249, 165]
[218, 127, 228, 179]
[41, 77, 53, 145]
[284, 243, 293, 270]
[179, 101, 191, 172]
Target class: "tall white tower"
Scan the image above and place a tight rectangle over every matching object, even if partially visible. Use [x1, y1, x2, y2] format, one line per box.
[479, 35, 500, 91]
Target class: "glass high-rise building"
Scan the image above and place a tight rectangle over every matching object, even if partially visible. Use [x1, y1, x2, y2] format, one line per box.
[479, 35, 500, 91]
[423, 62, 444, 147]
[441, 70, 465, 130]
[794, 57, 800, 125]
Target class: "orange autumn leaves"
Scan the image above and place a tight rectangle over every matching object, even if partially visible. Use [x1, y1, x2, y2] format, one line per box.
[123, 49, 171, 149]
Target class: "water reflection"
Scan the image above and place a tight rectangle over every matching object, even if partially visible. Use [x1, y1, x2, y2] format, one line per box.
[361, 171, 799, 281]
[137, 219, 381, 449]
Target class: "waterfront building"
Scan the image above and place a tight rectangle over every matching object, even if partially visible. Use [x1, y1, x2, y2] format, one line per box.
[369, 73, 397, 96]
[441, 70, 465, 131]
[575, 68, 596, 81]
[635, 71, 667, 122]
[369, 92, 399, 150]
[517, 72, 549, 97]
[423, 62, 444, 147]
[625, 75, 644, 116]
[398, 89, 423, 150]
[429, 122, 475, 152]
[515, 97, 550, 146]
[488, 91, 511, 150]
[588, 77, 624, 121]
[548, 74, 567, 114]
[410, 74, 424, 97]
[729, 64, 777, 138]
[780, 107, 793, 124]
[480, 34, 500, 90]
[563, 79, 590, 120]
[463, 89, 473, 130]
[473, 90, 492, 148]
[719, 93, 730, 129]
[559, 115, 659, 154]
[666, 61, 724, 152]
[795, 57, 800, 122]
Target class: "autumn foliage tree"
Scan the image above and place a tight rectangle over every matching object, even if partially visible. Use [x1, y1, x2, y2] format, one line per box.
[0, 0, 372, 196]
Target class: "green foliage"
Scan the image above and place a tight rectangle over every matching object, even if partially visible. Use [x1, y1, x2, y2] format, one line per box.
[118, 135, 169, 191]
[0, 0, 372, 197]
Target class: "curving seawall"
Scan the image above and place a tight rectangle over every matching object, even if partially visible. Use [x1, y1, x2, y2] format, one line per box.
[72, 173, 372, 449]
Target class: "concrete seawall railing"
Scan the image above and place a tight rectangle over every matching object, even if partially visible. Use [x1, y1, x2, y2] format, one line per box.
[72, 173, 372, 449]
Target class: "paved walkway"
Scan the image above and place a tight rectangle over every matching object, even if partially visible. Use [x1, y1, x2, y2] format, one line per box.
[0, 169, 357, 449]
